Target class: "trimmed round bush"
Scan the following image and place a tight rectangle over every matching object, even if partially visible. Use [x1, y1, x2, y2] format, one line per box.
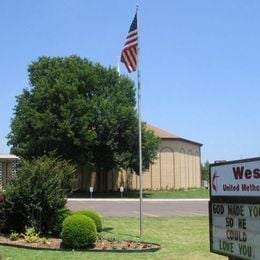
[74, 210, 102, 232]
[61, 214, 97, 248]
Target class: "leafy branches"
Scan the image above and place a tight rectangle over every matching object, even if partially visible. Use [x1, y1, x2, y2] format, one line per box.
[5, 155, 75, 233]
[8, 56, 160, 174]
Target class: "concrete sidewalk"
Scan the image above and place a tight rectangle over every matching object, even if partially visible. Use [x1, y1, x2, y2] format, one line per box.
[67, 198, 209, 202]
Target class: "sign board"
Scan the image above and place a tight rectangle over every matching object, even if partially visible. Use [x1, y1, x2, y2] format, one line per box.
[211, 158, 260, 197]
[210, 202, 260, 259]
[209, 157, 260, 260]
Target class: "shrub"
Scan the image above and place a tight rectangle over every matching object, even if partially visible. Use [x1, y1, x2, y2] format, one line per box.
[5, 155, 75, 233]
[61, 214, 97, 248]
[74, 210, 102, 232]
[49, 208, 72, 236]
[0, 192, 5, 204]
[0, 192, 8, 232]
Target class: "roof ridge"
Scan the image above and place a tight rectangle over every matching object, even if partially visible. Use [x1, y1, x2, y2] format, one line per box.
[145, 123, 180, 138]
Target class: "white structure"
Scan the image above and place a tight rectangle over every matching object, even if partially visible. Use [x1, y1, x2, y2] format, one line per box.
[0, 154, 19, 190]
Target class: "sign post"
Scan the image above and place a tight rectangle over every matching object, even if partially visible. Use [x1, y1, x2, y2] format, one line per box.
[89, 186, 94, 199]
[209, 157, 260, 260]
[120, 186, 124, 198]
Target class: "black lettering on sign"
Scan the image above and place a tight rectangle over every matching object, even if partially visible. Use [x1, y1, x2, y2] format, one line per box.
[226, 229, 247, 242]
[219, 240, 234, 253]
[248, 205, 260, 217]
[238, 218, 246, 229]
[226, 217, 234, 228]
[228, 205, 244, 216]
[213, 204, 224, 215]
[239, 244, 254, 258]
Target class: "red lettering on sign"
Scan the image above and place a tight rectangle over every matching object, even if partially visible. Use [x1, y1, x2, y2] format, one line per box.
[245, 169, 252, 179]
[253, 168, 260, 179]
[233, 167, 244, 179]
[233, 167, 260, 179]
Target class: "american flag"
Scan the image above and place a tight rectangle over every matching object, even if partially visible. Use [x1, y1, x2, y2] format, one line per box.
[121, 13, 138, 73]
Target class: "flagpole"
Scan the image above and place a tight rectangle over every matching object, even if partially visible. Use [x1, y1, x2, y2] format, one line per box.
[136, 4, 143, 238]
[117, 55, 120, 75]
[120, 3, 143, 238]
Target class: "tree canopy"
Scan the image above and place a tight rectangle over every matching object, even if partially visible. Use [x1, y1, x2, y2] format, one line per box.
[201, 161, 210, 181]
[8, 56, 160, 174]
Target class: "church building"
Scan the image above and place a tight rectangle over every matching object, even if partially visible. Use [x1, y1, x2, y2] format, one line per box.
[76, 124, 203, 191]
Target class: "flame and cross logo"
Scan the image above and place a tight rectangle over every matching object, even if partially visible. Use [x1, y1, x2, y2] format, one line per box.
[212, 171, 219, 192]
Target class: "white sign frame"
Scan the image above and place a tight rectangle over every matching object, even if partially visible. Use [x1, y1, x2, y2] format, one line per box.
[210, 157, 260, 197]
[209, 157, 260, 260]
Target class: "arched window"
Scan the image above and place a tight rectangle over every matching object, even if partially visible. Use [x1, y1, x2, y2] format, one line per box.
[159, 147, 175, 190]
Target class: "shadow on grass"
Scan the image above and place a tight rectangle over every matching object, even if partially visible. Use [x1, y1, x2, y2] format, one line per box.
[116, 233, 141, 239]
[68, 192, 153, 199]
[102, 227, 114, 232]
[101, 227, 140, 240]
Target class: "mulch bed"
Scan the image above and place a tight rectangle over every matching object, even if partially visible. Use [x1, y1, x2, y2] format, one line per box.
[0, 234, 160, 252]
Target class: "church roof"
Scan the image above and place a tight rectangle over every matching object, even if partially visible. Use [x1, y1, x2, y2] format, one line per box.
[146, 124, 179, 139]
[146, 123, 202, 147]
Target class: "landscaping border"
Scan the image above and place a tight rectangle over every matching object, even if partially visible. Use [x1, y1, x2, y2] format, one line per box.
[0, 241, 160, 253]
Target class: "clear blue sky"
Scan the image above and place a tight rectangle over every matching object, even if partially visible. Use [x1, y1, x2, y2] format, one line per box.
[1, 0, 260, 163]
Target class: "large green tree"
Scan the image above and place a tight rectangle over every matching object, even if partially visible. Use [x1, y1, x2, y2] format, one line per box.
[8, 56, 159, 177]
[201, 161, 210, 181]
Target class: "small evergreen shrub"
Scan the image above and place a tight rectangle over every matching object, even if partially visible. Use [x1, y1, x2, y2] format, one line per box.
[61, 214, 97, 248]
[74, 210, 102, 232]
[49, 208, 72, 236]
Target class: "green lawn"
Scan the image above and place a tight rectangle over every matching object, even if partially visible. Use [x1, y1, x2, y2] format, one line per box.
[68, 188, 209, 199]
[0, 216, 226, 260]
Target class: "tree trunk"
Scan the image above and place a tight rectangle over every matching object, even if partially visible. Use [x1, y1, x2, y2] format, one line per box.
[96, 166, 103, 192]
